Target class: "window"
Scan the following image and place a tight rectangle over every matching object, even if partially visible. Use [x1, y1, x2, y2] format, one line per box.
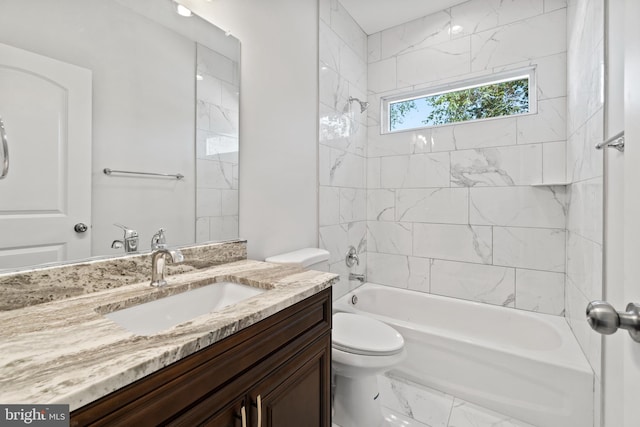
[381, 68, 536, 133]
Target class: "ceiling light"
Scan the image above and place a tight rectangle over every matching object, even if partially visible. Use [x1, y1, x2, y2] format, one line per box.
[176, 4, 192, 17]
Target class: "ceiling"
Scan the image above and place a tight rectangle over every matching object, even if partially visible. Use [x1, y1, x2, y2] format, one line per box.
[339, 0, 469, 34]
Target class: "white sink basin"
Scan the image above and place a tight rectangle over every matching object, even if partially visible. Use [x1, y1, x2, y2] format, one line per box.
[105, 282, 266, 336]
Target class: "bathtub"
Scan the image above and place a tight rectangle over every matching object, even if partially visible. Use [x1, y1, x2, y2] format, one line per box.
[333, 283, 594, 427]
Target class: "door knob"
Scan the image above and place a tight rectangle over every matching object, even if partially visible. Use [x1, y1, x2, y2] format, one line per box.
[586, 301, 640, 343]
[74, 223, 88, 233]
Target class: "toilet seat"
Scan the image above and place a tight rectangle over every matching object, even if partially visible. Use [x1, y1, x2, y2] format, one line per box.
[332, 312, 404, 356]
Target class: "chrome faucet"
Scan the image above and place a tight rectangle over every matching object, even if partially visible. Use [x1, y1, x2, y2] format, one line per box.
[151, 228, 167, 250]
[345, 246, 360, 267]
[112, 223, 139, 253]
[349, 273, 365, 283]
[150, 248, 184, 287]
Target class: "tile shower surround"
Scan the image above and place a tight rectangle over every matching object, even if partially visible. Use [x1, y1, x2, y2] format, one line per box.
[321, 0, 601, 330]
[359, 0, 569, 315]
[564, 0, 605, 422]
[319, 0, 368, 299]
[195, 44, 240, 243]
[322, 0, 599, 418]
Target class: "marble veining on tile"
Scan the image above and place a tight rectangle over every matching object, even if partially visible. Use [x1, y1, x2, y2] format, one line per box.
[0, 259, 338, 410]
[450, 145, 542, 187]
[431, 260, 516, 307]
[326, 0, 572, 313]
[365, 372, 537, 427]
[413, 224, 492, 265]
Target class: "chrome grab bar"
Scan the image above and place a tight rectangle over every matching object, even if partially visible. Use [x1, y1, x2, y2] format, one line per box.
[0, 117, 8, 179]
[103, 168, 184, 180]
[595, 130, 625, 152]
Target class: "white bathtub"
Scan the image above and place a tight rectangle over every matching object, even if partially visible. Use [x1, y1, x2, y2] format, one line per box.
[334, 283, 594, 427]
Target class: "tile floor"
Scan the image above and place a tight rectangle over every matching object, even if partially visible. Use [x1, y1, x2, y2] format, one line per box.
[333, 371, 537, 427]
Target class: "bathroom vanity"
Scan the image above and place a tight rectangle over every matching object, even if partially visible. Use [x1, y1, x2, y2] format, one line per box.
[71, 288, 332, 426]
[0, 242, 337, 427]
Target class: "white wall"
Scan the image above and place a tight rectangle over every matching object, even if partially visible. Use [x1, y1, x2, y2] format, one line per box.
[180, 0, 320, 261]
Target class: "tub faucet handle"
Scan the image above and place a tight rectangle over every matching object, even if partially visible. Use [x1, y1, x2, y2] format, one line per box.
[345, 246, 359, 267]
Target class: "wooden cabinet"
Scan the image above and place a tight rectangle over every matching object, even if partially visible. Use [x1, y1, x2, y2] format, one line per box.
[71, 288, 332, 427]
[248, 336, 329, 427]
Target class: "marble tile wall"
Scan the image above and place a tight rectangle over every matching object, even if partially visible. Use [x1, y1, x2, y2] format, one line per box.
[195, 44, 240, 243]
[565, 0, 604, 418]
[365, 0, 569, 315]
[319, 0, 368, 299]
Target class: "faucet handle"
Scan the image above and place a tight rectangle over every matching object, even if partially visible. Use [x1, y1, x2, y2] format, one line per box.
[151, 228, 167, 250]
[170, 248, 185, 263]
[114, 223, 138, 238]
[345, 246, 359, 267]
[113, 223, 139, 253]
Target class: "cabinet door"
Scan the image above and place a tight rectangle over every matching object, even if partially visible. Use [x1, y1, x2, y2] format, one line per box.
[250, 334, 331, 427]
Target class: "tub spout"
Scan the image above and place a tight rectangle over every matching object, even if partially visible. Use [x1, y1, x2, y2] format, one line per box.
[349, 273, 365, 283]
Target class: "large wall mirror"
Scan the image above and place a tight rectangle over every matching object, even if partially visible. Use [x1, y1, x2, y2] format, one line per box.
[0, 0, 240, 272]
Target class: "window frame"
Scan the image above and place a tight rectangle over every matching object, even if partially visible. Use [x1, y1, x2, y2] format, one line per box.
[380, 66, 537, 134]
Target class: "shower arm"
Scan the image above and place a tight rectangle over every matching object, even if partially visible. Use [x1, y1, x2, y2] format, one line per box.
[348, 96, 369, 113]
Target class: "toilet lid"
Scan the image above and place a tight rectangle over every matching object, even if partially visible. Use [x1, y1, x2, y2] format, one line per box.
[333, 312, 404, 356]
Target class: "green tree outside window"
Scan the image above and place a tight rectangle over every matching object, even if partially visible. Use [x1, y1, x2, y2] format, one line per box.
[389, 78, 529, 132]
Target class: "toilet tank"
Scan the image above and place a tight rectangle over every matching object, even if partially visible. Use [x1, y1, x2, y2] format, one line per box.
[265, 248, 330, 272]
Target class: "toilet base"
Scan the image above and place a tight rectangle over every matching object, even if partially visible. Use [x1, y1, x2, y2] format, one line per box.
[333, 373, 385, 427]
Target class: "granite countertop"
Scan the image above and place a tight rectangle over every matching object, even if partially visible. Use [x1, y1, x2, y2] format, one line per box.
[0, 260, 338, 411]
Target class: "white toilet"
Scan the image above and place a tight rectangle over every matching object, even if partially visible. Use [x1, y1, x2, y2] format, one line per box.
[264, 247, 332, 271]
[265, 248, 406, 427]
[332, 312, 405, 427]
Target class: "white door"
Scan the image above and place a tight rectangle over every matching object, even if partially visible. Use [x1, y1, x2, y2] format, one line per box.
[622, 0, 640, 424]
[603, 0, 640, 425]
[0, 42, 92, 270]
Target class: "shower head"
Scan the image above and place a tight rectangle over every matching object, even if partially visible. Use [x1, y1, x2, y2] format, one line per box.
[348, 96, 370, 113]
